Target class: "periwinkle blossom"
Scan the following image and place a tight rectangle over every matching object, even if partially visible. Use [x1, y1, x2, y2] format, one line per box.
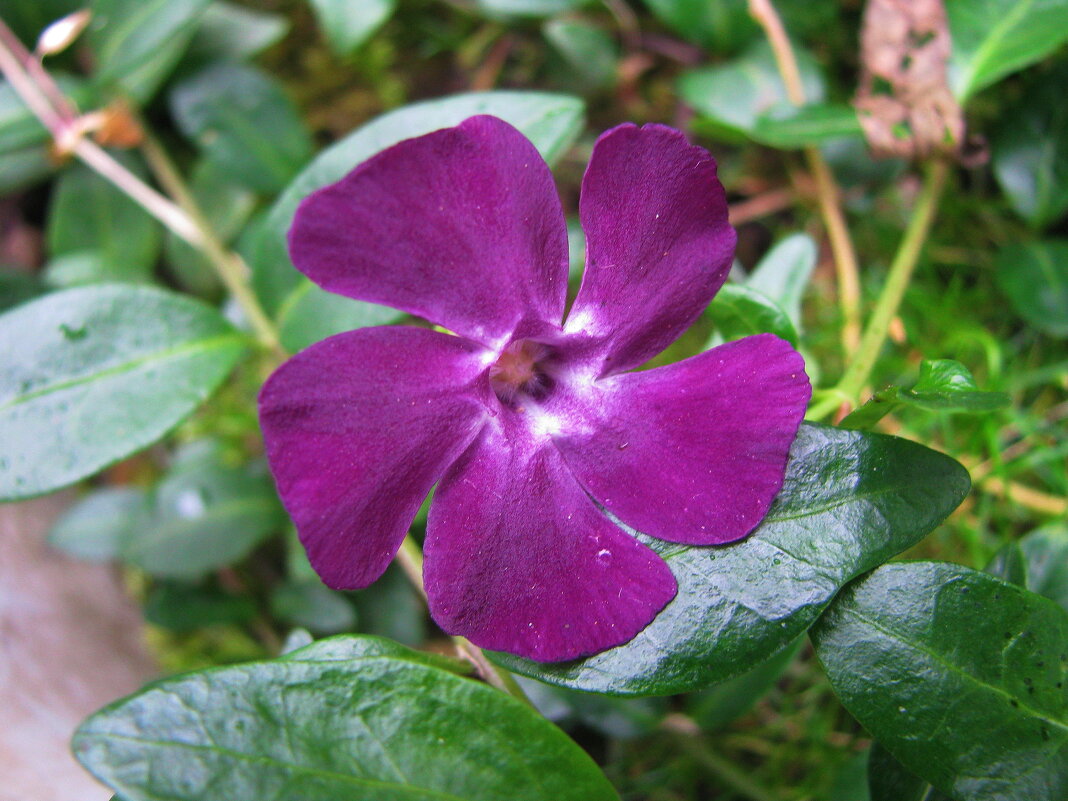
[259, 116, 811, 662]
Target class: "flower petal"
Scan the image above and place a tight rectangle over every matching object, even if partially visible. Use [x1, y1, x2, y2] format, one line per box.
[565, 123, 735, 374]
[259, 327, 489, 589]
[551, 334, 811, 545]
[425, 416, 677, 663]
[288, 115, 569, 347]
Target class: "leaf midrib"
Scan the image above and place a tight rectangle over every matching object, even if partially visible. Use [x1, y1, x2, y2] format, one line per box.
[841, 604, 1068, 736]
[0, 333, 244, 412]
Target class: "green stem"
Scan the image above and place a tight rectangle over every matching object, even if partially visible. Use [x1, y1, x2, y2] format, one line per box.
[830, 158, 950, 412]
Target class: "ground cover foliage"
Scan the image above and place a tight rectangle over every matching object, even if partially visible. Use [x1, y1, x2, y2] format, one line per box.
[0, 0, 1066, 799]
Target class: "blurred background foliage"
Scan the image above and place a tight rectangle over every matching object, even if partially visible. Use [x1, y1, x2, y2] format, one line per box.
[0, 0, 1066, 799]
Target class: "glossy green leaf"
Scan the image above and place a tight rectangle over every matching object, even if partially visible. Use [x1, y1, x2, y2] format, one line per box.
[0, 285, 245, 500]
[186, 1, 289, 62]
[543, 19, 618, 90]
[277, 281, 402, 352]
[170, 62, 313, 195]
[813, 561, 1068, 801]
[678, 41, 824, 142]
[750, 103, 862, 149]
[251, 91, 585, 313]
[745, 233, 817, 330]
[946, 0, 1068, 101]
[47, 486, 147, 561]
[123, 442, 284, 578]
[271, 580, 356, 635]
[841, 359, 1010, 429]
[47, 156, 161, 284]
[492, 423, 970, 695]
[88, 0, 212, 101]
[284, 633, 470, 675]
[706, 283, 799, 346]
[995, 239, 1068, 336]
[687, 639, 800, 731]
[164, 161, 256, 297]
[308, 0, 395, 57]
[75, 639, 620, 801]
[992, 68, 1068, 228]
[144, 582, 257, 631]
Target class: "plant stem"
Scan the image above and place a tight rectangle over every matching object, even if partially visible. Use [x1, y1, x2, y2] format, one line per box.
[396, 535, 534, 707]
[834, 158, 949, 406]
[662, 715, 781, 801]
[139, 132, 284, 358]
[747, 0, 862, 355]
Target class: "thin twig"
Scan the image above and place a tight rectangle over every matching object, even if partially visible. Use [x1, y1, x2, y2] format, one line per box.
[747, 0, 863, 355]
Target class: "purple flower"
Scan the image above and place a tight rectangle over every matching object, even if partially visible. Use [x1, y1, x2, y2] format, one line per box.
[259, 116, 811, 662]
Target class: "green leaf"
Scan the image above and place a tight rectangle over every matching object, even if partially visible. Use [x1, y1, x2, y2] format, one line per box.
[641, 0, 758, 53]
[48, 486, 147, 561]
[352, 564, 429, 648]
[283, 633, 471, 675]
[678, 41, 824, 142]
[0, 0, 82, 46]
[251, 91, 585, 314]
[749, 103, 862, 149]
[866, 742, 946, 801]
[164, 161, 256, 297]
[829, 751, 871, 801]
[745, 233, 817, 330]
[123, 441, 284, 578]
[0, 266, 41, 312]
[519, 678, 669, 739]
[992, 68, 1068, 228]
[543, 19, 619, 91]
[308, 0, 395, 57]
[43, 250, 145, 289]
[993, 525, 1068, 612]
[144, 582, 257, 631]
[170, 62, 313, 195]
[812, 561, 1068, 801]
[75, 640, 620, 801]
[491, 423, 970, 695]
[995, 239, 1068, 337]
[841, 359, 1010, 429]
[946, 0, 1068, 101]
[472, 0, 589, 18]
[277, 281, 402, 352]
[687, 639, 801, 730]
[0, 145, 54, 192]
[89, 0, 213, 101]
[986, 541, 1030, 588]
[47, 156, 162, 284]
[271, 580, 357, 635]
[186, 1, 289, 62]
[706, 283, 799, 346]
[0, 285, 246, 500]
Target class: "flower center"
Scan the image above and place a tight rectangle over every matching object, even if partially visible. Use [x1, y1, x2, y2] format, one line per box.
[489, 339, 554, 405]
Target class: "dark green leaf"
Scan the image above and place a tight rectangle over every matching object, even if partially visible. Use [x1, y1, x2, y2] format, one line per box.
[186, 1, 289, 62]
[123, 442, 284, 578]
[750, 103, 862, 149]
[745, 233, 817, 330]
[0, 285, 245, 500]
[308, 0, 395, 57]
[867, 742, 931, 801]
[170, 62, 313, 195]
[519, 678, 669, 739]
[986, 541, 1030, 587]
[271, 580, 356, 635]
[812, 561, 1068, 801]
[706, 283, 799, 346]
[277, 281, 402, 352]
[841, 359, 1010, 429]
[47, 486, 147, 561]
[678, 41, 824, 142]
[1021, 525, 1068, 612]
[251, 91, 585, 313]
[687, 639, 800, 731]
[144, 582, 257, 631]
[543, 19, 619, 91]
[829, 751, 871, 801]
[946, 0, 1068, 101]
[0, 0, 82, 46]
[164, 161, 256, 297]
[352, 564, 428, 647]
[89, 0, 212, 101]
[75, 640, 619, 801]
[641, 0, 758, 53]
[995, 239, 1068, 336]
[992, 68, 1068, 228]
[492, 424, 970, 695]
[47, 155, 161, 284]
